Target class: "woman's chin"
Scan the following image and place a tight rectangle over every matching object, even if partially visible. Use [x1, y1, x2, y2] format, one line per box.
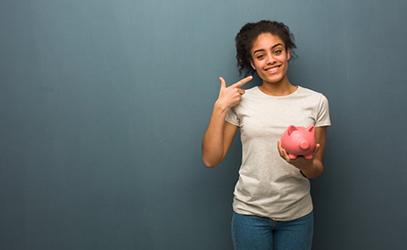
[260, 74, 285, 84]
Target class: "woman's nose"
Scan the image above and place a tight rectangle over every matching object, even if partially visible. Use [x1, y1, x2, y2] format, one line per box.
[266, 53, 276, 64]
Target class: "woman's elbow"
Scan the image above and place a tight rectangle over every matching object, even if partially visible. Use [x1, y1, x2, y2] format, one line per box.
[202, 153, 224, 168]
[202, 158, 218, 168]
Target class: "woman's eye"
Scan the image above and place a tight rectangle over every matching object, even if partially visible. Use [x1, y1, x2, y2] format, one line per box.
[274, 50, 282, 55]
[256, 55, 264, 59]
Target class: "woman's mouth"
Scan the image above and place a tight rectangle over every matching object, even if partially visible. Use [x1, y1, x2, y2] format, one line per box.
[264, 65, 281, 74]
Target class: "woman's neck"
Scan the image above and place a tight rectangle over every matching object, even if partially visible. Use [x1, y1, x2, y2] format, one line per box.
[259, 77, 297, 96]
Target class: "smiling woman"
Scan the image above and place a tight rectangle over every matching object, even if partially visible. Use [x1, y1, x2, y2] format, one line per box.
[250, 33, 293, 92]
[201, 20, 331, 250]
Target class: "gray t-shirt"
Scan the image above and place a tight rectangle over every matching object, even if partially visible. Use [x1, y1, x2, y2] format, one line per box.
[225, 85, 331, 221]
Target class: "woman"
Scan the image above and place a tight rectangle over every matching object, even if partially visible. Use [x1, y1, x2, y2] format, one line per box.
[201, 20, 331, 250]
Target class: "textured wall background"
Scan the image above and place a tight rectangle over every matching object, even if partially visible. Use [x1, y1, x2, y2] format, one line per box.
[1, 0, 406, 249]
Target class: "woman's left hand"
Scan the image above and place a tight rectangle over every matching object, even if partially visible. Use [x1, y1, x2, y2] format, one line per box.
[277, 140, 320, 171]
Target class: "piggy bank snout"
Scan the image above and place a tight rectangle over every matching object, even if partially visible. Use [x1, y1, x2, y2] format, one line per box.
[299, 141, 310, 150]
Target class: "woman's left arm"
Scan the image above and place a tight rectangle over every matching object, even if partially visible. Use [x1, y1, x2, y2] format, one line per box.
[277, 126, 328, 179]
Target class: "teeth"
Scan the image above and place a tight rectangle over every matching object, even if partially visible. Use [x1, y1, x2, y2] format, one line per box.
[266, 66, 280, 71]
[266, 66, 280, 72]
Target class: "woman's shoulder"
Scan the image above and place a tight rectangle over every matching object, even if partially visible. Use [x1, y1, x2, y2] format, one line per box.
[297, 85, 328, 100]
[245, 85, 260, 92]
[298, 85, 321, 95]
[241, 86, 261, 97]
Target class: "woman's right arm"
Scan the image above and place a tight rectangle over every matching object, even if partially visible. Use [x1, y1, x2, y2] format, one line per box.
[201, 102, 238, 167]
[201, 76, 252, 168]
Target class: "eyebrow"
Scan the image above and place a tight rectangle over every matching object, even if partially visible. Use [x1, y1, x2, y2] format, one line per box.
[252, 43, 284, 54]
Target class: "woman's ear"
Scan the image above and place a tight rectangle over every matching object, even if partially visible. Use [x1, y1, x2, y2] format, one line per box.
[250, 59, 256, 71]
[287, 50, 292, 61]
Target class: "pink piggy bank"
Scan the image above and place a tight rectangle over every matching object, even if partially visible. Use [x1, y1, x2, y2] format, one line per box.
[280, 125, 316, 160]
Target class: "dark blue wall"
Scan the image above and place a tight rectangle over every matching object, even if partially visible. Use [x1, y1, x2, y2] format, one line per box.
[1, 0, 406, 249]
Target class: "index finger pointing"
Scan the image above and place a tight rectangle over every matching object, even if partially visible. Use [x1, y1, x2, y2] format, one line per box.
[232, 75, 253, 88]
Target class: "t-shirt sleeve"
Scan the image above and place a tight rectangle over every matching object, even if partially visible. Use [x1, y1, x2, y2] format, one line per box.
[225, 107, 240, 127]
[315, 94, 331, 127]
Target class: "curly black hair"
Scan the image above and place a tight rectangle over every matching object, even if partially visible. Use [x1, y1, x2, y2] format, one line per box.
[235, 20, 297, 75]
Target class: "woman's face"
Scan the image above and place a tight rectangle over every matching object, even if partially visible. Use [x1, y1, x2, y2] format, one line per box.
[250, 32, 291, 84]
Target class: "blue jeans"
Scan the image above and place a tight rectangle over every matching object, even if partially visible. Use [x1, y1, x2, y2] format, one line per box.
[231, 211, 314, 250]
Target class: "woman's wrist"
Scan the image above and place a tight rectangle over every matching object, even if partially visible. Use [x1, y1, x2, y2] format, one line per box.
[214, 99, 230, 114]
[298, 159, 323, 179]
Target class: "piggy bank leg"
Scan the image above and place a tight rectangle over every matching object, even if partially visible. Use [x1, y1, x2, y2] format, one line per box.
[304, 154, 313, 160]
[288, 154, 297, 160]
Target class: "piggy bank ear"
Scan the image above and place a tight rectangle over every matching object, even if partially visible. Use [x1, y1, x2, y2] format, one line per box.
[287, 125, 297, 135]
[307, 125, 315, 132]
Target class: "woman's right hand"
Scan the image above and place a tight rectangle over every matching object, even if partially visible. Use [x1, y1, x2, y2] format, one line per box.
[215, 75, 253, 111]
